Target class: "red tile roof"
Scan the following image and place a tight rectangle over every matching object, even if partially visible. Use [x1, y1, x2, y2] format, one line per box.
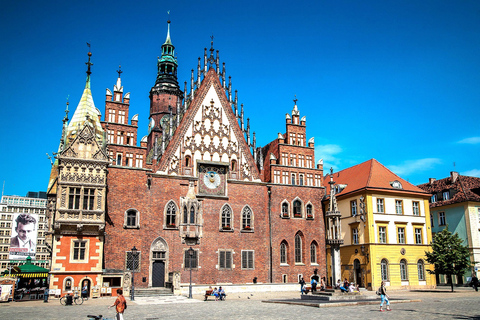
[323, 159, 429, 197]
[417, 173, 480, 207]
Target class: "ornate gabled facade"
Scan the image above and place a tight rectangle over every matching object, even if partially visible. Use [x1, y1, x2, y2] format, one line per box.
[49, 22, 327, 297]
[47, 51, 109, 296]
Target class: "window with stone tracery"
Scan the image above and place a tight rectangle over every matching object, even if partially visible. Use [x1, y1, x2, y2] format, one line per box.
[165, 201, 177, 227]
[242, 206, 253, 230]
[221, 204, 232, 229]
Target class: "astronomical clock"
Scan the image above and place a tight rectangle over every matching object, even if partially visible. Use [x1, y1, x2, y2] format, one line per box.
[197, 162, 227, 197]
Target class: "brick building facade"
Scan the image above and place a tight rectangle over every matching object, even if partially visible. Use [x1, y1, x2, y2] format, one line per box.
[48, 21, 327, 296]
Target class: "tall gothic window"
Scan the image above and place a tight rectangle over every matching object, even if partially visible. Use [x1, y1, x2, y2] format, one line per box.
[166, 201, 177, 227]
[310, 242, 317, 264]
[280, 241, 287, 264]
[242, 206, 252, 230]
[183, 206, 188, 224]
[189, 206, 195, 224]
[295, 234, 302, 264]
[221, 204, 232, 229]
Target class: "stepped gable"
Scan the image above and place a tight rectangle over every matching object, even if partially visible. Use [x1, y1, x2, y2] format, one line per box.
[418, 174, 480, 207]
[155, 68, 260, 181]
[324, 158, 428, 196]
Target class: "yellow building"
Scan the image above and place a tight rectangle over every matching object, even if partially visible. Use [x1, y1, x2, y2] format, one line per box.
[323, 159, 435, 291]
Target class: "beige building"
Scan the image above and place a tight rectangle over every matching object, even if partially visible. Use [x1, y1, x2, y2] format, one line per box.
[0, 193, 50, 272]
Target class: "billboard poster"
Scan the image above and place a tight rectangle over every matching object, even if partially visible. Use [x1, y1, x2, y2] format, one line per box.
[9, 213, 39, 260]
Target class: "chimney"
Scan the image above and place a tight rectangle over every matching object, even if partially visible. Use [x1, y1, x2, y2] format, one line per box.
[450, 171, 459, 183]
[429, 178, 436, 184]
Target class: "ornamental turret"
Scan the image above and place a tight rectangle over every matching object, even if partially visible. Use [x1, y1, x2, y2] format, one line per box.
[147, 20, 184, 161]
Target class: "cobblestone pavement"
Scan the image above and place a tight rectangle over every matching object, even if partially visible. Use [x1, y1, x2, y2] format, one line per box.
[0, 288, 479, 320]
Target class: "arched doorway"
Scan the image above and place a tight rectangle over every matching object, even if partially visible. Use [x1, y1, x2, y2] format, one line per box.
[149, 237, 169, 288]
[354, 259, 362, 287]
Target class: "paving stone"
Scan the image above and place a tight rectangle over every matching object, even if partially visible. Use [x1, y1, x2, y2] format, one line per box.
[0, 288, 478, 320]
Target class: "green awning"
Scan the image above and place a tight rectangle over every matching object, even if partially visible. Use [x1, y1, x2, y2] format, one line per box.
[11, 257, 49, 275]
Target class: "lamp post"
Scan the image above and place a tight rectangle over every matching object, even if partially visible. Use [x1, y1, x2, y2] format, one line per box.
[187, 247, 194, 298]
[130, 246, 138, 301]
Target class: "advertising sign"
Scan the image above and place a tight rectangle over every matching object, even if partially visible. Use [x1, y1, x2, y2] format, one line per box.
[9, 213, 39, 260]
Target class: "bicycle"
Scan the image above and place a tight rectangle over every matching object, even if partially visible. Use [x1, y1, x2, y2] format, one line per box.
[60, 292, 84, 305]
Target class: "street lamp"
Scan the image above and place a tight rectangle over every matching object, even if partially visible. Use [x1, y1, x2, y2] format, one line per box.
[130, 246, 138, 301]
[187, 247, 194, 299]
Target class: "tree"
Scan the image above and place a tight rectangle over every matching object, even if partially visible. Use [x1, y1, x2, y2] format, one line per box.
[425, 226, 472, 292]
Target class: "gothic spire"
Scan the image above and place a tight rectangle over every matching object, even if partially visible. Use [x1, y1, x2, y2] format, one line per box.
[66, 48, 104, 143]
[154, 20, 179, 88]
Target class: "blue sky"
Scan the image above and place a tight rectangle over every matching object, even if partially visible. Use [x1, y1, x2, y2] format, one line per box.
[1, 0, 479, 196]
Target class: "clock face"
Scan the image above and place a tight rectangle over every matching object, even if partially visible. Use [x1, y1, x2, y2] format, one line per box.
[204, 171, 221, 189]
[198, 164, 227, 196]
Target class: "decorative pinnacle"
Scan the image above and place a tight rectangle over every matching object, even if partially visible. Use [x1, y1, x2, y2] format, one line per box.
[293, 94, 298, 105]
[64, 96, 70, 121]
[208, 35, 215, 67]
[117, 65, 123, 78]
[86, 42, 93, 76]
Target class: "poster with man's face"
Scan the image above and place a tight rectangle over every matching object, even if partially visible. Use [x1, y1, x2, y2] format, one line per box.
[9, 213, 39, 260]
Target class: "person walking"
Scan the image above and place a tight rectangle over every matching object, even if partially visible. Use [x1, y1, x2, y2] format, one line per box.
[379, 281, 391, 312]
[471, 274, 479, 292]
[299, 277, 306, 294]
[108, 288, 127, 320]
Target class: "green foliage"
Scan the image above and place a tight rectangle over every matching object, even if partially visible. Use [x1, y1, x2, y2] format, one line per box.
[425, 226, 471, 277]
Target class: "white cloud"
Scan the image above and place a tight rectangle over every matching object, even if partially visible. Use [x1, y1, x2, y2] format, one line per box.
[315, 144, 343, 171]
[387, 158, 442, 176]
[462, 169, 480, 177]
[458, 137, 480, 144]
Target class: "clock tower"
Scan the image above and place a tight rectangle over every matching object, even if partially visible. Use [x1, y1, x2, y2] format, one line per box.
[147, 20, 184, 161]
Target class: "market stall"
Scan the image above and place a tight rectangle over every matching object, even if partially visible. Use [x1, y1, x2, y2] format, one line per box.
[9, 257, 49, 301]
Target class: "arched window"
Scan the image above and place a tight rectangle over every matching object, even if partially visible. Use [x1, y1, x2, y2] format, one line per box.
[306, 204, 313, 219]
[381, 259, 389, 281]
[281, 202, 289, 218]
[189, 206, 195, 224]
[231, 159, 237, 171]
[124, 209, 139, 228]
[400, 259, 408, 281]
[295, 234, 302, 263]
[183, 206, 188, 224]
[293, 200, 302, 218]
[221, 204, 232, 229]
[417, 260, 425, 281]
[310, 242, 317, 264]
[166, 202, 177, 227]
[242, 206, 252, 230]
[64, 277, 73, 292]
[280, 241, 288, 264]
[185, 155, 191, 167]
[299, 174, 304, 186]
